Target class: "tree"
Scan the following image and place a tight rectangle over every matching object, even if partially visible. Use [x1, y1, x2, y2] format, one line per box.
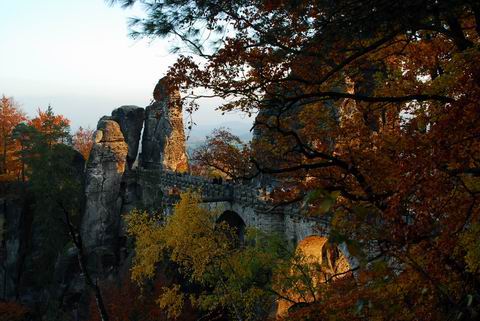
[112, 0, 480, 319]
[11, 107, 78, 287]
[73, 126, 94, 161]
[126, 192, 275, 320]
[12, 108, 110, 321]
[126, 192, 351, 321]
[13, 106, 72, 183]
[28, 106, 70, 146]
[192, 128, 252, 180]
[0, 95, 26, 179]
[87, 265, 203, 321]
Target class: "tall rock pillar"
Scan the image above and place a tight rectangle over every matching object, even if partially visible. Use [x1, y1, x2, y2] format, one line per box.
[81, 119, 128, 269]
[111, 106, 145, 170]
[140, 77, 188, 172]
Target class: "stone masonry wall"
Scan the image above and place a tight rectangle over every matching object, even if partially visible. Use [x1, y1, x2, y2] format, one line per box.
[134, 168, 331, 244]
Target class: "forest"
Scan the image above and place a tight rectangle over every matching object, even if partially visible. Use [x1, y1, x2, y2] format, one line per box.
[1, 0, 480, 320]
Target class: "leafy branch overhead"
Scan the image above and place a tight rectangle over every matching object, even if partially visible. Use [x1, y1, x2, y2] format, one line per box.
[108, 0, 480, 319]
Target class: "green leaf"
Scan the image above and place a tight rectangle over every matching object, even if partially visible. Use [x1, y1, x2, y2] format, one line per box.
[318, 197, 335, 213]
[308, 190, 340, 214]
[305, 188, 325, 204]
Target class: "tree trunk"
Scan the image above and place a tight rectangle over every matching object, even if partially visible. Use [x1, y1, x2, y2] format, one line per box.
[61, 206, 110, 321]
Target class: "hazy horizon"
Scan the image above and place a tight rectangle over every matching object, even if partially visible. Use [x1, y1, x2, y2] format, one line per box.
[0, 0, 254, 134]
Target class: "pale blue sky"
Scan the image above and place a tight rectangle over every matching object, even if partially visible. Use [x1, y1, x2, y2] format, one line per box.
[0, 0, 253, 133]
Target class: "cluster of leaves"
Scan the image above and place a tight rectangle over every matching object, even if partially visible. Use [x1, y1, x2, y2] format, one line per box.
[0, 95, 26, 181]
[72, 126, 94, 161]
[191, 128, 252, 180]
[88, 273, 167, 321]
[126, 192, 276, 320]
[111, 0, 480, 319]
[126, 192, 352, 321]
[0, 98, 94, 183]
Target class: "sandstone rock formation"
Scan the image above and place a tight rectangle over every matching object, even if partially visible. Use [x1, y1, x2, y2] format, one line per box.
[0, 76, 192, 319]
[140, 77, 188, 172]
[111, 106, 145, 169]
[81, 119, 128, 269]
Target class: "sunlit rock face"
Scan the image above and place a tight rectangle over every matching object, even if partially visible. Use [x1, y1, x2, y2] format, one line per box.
[81, 119, 128, 269]
[276, 236, 351, 318]
[111, 105, 145, 170]
[140, 77, 188, 172]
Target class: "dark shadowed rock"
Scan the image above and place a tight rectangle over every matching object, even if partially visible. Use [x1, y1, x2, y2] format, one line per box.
[140, 77, 188, 172]
[111, 106, 145, 169]
[0, 193, 27, 300]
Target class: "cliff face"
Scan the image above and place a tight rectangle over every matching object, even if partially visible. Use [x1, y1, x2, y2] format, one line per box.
[0, 76, 191, 319]
[0, 192, 28, 301]
[81, 119, 128, 270]
[0, 160, 88, 317]
[140, 77, 189, 172]
[80, 78, 189, 270]
[111, 106, 145, 170]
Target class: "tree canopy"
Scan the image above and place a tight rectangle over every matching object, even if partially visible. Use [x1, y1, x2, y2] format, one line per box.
[73, 126, 94, 161]
[111, 1, 480, 319]
[0, 95, 26, 180]
[192, 128, 252, 180]
[126, 192, 351, 321]
[110, 0, 474, 110]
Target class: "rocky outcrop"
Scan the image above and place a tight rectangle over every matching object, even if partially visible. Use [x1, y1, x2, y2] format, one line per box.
[80, 76, 189, 275]
[140, 77, 188, 172]
[1, 76, 194, 320]
[81, 119, 128, 270]
[111, 106, 145, 169]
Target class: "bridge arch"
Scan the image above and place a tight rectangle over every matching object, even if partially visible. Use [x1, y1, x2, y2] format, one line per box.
[216, 210, 246, 244]
[296, 236, 351, 277]
[276, 235, 352, 317]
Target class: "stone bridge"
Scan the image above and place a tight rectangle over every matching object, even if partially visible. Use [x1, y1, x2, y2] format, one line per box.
[127, 168, 331, 246]
[125, 168, 358, 271]
[81, 77, 356, 270]
[0, 77, 356, 314]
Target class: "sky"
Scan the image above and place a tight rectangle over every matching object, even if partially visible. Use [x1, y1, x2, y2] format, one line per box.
[0, 0, 254, 135]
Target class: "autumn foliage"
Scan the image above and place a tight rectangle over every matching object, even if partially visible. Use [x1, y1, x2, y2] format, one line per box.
[87, 267, 200, 321]
[88, 274, 163, 321]
[0, 102, 88, 185]
[0, 95, 26, 181]
[192, 128, 252, 180]
[28, 107, 70, 145]
[111, 0, 480, 319]
[73, 126, 94, 160]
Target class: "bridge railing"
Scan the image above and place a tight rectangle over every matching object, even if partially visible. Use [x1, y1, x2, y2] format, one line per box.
[136, 169, 236, 202]
[135, 168, 276, 205]
[133, 168, 332, 225]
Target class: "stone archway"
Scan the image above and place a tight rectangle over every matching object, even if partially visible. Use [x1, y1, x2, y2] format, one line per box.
[276, 235, 351, 317]
[216, 210, 246, 245]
